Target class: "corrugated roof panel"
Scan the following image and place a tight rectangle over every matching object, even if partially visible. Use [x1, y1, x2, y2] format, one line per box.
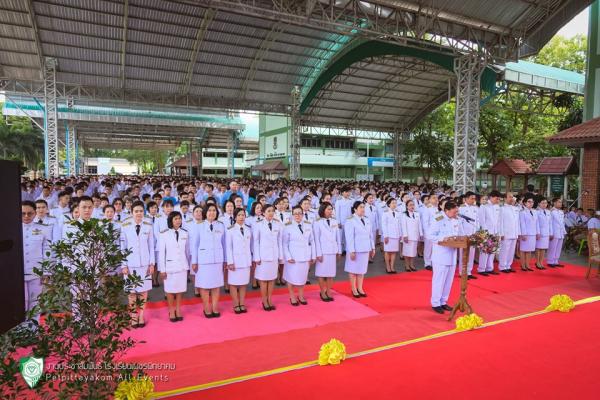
[245, 92, 290, 105]
[126, 28, 194, 50]
[128, 54, 187, 73]
[127, 41, 190, 61]
[0, 52, 39, 68]
[192, 74, 243, 90]
[194, 63, 247, 80]
[39, 30, 120, 52]
[59, 58, 120, 77]
[42, 43, 120, 64]
[128, 16, 197, 40]
[0, 38, 37, 53]
[124, 66, 186, 85]
[126, 78, 179, 94]
[189, 86, 239, 98]
[132, 0, 205, 19]
[41, 0, 123, 15]
[1, 65, 40, 80]
[36, 15, 122, 40]
[129, 2, 205, 28]
[0, 9, 31, 26]
[0, 24, 35, 40]
[57, 71, 119, 87]
[34, 1, 121, 27]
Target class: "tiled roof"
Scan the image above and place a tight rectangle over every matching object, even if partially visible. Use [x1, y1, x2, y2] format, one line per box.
[548, 117, 600, 146]
[488, 159, 534, 176]
[536, 156, 578, 175]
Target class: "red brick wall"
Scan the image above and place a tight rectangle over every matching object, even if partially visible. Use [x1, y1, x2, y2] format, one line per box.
[582, 143, 600, 210]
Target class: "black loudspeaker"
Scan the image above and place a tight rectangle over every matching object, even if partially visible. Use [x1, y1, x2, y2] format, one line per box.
[0, 160, 25, 333]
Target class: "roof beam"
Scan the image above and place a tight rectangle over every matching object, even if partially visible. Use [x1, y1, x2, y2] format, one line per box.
[181, 8, 216, 95]
[24, 0, 44, 78]
[120, 0, 129, 89]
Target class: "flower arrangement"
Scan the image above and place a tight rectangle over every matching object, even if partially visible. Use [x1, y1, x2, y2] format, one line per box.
[318, 339, 347, 366]
[114, 376, 154, 400]
[545, 294, 575, 313]
[455, 313, 484, 331]
[468, 229, 500, 254]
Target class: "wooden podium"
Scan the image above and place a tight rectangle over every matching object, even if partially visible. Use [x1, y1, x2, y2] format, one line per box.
[439, 236, 473, 321]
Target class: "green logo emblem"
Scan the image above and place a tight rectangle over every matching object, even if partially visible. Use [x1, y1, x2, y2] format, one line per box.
[19, 356, 44, 388]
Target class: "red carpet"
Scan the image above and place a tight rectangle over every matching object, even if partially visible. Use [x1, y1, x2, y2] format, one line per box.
[121, 263, 600, 394]
[184, 299, 600, 400]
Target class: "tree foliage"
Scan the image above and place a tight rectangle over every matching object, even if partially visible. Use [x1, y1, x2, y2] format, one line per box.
[0, 110, 44, 173]
[530, 34, 587, 73]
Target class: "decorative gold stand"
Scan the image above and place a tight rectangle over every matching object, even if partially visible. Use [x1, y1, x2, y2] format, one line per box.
[439, 236, 473, 321]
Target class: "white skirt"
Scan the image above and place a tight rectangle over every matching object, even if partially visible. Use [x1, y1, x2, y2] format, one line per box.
[228, 266, 251, 286]
[315, 254, 337, 278]
[535, 235, 550, 250]
[283, 261, 310, 286]
[128, 267, 152, 293]
[255, 260, 278, 281]
[402, 240, 418, 257]
[195, 262, 224, 289]
[521, 235, 536, 252]
[383, 237, 400, 252]
[344, 251, 369, 275]
[163, 270, 188, 294]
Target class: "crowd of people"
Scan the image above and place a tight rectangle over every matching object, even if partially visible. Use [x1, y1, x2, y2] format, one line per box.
[21, 176, 599, 326]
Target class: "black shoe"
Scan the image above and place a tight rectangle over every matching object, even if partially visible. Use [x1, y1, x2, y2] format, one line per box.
[320, 293, 330, 302]
[326, 295, 334, 302]
[263, 303, 272, 311]
[234, 306, 243, 314]
[478, 271, 489, 276]
[441, 304, 453, 311]
[306, 280, 311, 285]
[212, 312, 221, 318]
[290, 299, 299, 307]
[252, 284, 260, 290]
[170, 317, 177, 323]
[467, 275, 477, 280]
[425, 266, 432, 271]
[224, 288, 231, 294]
[488, 271, 499, 275]
[386, 270, 393, 274]
[203, 311, 214, 318]
[137, 323, 146, 328]
[240, 305, 248, 313]
[358, 291, 367, 298]
[152, 283, 160, 288]
[391, 270, 398, 274]
[176, 316, 183, 322]
[131, 323, 140, 329]
[352, 292, 361, 298]
[547, 264, 556, 268]
[535, 265, 546, 270]
[555, 264, 565, 268]
[194, 293, 201, 297]
[268, 305, 276, 311]
[473, 260, 479, 264]
[432, 306, 444, 314]
[369, 260, 374, 264]
[514, 255, 521, 260]
[508, 268, 516, 273]
[500, 269, 510, 274]
[298, 299, 308, 305]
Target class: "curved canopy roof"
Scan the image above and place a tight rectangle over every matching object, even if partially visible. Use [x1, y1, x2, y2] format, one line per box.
[0, 0, 592, 136]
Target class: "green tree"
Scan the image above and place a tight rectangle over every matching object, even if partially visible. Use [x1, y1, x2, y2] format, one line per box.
[0, 110, 44, 173]
[529, 34, 587, 73]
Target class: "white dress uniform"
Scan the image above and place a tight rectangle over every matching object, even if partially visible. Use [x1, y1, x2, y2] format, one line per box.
[344, 215, 374, 274]
[219, 213, 236, 228]
[157, 228, 190, 293]
[381, 209, 402, 252]
[283, 220, 316, 284]
[498, 204, 521, 271]
[120, 220, 155, 293]
[458, 204, 479, 275]
[335, 197, 354, 246]
[23, 222, 51, 311]
[477, 203, 501, 272]
[428, 213, 463, 307]
[274, 210, 292, 225]
[313, 217, 342, 277]
[364, 203, 380, 242]
[401, 211, 423, 257]
[535, 209, 553, 250]
[547, 208, 567, 265]
[422, 206, 439, 267]
[226, 223, 253, 285]
[252, 219, 284, 280]
[519, 209, 538, 252]
[301, 210, 317, 224]
[34, 215, 60, 243]
[191, 221, 226, 289]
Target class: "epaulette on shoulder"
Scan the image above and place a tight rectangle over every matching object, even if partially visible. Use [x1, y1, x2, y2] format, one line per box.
[435, 215, 444, 221]
[303, 220, 311, 224]
[122, 216, 132, 221]
[316, 217, 321, 221]
[186, 218, 193, 223]
[121, 222, 132, 227]
[47, 215, 56, 219]
[64, 215, 72, 220]
[181, 227, 188, 232]
[142, 221, 152, 226]
[215, 220, 224, 225]
[228, 225, 235, 229]
[160, 228, 169, 233]
[285, 221, 292, 226]
[244, 224, 251, 228]
[347, 215, 353, 220]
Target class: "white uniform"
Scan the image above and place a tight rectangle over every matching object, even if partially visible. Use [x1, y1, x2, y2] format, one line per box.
[335, 197, 354, 247]
[274, 210, 292, 225]
[478, 203, 501, 272]
[191, 221, 226, 289]
[428, 213, 463, 307]
[301, 210, 317, 224]
[519, 209, 538, 252]
[422, 206, 439, 267]
[313, 217, 342, 277]
[34, 216, 60, 243]
[535, 209, 553, 250]
[364, 203, 380, 243]
[219, 213, 236, 228]
[401, 211, 423, 257]
[498, 205, 520, 271]
[23, 222, 51, 312]
[547, 208, 567, 265]
[226, 224, 253, 285]
[157, 228, 190, 293]
[344, 215, 374, 275]
[381, 209, 402, 252]
[458, 204, 479, 275]
[252, 219, 284, 281]
[120, 220, 155, 293]
[283, 220, 316, 285]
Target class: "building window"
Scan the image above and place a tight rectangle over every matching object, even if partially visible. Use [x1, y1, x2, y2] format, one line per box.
[325, 139, 353, 149]
[301, 137, 321, 148]
[86, 166, 97, 174]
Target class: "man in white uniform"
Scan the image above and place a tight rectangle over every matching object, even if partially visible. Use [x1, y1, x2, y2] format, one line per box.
[458, 191, 479, 279]
[498, 192, 520, 273]
[477, 190, 501, 276]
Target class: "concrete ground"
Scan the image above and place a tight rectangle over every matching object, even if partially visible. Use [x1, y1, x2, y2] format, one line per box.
[147, 246, 590, 303]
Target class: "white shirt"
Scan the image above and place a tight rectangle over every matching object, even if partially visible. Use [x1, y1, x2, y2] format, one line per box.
[428, 213, 463, 266]
[344, 215, 374, 253]
[157, 228, 190, 273]
[381, 209, 403, 239]
[313, 217, 342, 256]
[191, 220, 226, 265]
[120, 220, 155, 269]
[283, 220, 316, 262]
[252, 219, 284, 262]
[23, 222, 51, 280]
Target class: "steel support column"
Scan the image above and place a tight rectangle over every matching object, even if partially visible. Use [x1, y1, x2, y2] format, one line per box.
[187, 141, 193, 177]
[453, 55, 485, 194]
[392, 130, 402, 182]
[290, 85, 301, 180]
[65, 121, 76, 176]
[227, 130, 240, 178]
[44, 57, 59, 178]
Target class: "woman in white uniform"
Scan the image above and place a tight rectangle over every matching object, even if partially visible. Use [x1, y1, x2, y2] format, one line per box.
[313, 202, 342, 301]
[283, 205, 316, 306]
[274, 198, 291, 286]
[344, 201, 375, 297]
[535, 197, 552, 270]
[226, 208, 253, 314]
[157, 211, 190, 322]
[401, 199, 423, 272]
[247, 201, 264, 290]
[381, 197, 402, 274]
[191, 203, 225, 318]
[186, 205, 204, 297]
[519, 195, 538, 271]
[218, 199, 235, 293]
[547, 198, 567, 268]
[252, 204, 283, 311]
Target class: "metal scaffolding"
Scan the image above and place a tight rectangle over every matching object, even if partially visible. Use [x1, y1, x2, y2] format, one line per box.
[453, 55, 486, 194]
[43, 57, 59, 178]
[65, 122, 76, 176]
[290, 85, 302, 180]
[227, 130, 240, 178]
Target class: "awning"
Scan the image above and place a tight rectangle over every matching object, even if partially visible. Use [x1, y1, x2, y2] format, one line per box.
[252, 160, 287, 172]
[536, 156, 578, 175]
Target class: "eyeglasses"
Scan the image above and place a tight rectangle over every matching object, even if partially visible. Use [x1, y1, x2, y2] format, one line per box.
[22, 212, 35, 216]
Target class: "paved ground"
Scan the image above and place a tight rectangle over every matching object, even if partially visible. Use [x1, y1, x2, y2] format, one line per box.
[147, 246, 589, 303]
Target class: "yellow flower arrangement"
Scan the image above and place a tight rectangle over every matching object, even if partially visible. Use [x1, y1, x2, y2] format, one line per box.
[455, 313, 484, 331]
[318, 338, 347, 366]
[545, 294, 575, 313]
[114, 376, 155, 400]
